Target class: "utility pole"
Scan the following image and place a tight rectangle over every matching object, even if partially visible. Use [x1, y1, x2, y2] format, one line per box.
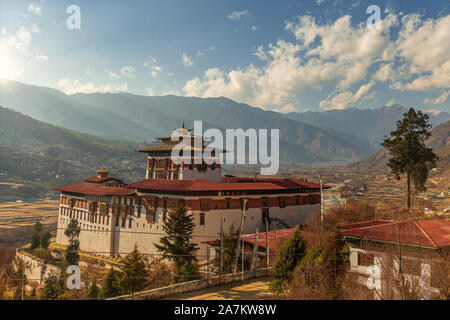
[233, 198, 247, 274]
[274, 220, 278, 261]
[241, 236, 244, 281]
[265, 217, 269, 270]
[206, 243, 210, 286]
[320, 175, 324, 224]
[219, 214, 224, 285]
[251, 228, 258, 274]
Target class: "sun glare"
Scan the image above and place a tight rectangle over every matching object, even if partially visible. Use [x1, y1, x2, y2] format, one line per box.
[0, 46, 18, 80]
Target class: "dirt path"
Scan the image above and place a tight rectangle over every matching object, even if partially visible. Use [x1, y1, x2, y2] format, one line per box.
[163, 277, 273, 300]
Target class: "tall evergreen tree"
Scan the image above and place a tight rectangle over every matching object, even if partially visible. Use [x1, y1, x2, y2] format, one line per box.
[99, 268, 121, 298]
[382, 108, 438, 210]
[212, 223, 248, 274]
[321, 230, 349, 299]
[154, 205, 199, 278]
[64, 219, 81, 266]
[29, 220, 42, 250]
[270, 226, 307, 293]
[40, 231, 51, 249]
[118, 245, 149, 294]
[86, 281, 99, 299]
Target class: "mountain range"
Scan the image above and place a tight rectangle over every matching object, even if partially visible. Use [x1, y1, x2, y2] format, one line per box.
[350, 120, 450, 180]
[0, 79, 449, 166]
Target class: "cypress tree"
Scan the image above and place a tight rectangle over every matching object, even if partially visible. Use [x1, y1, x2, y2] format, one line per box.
[270, 226, 307, 293]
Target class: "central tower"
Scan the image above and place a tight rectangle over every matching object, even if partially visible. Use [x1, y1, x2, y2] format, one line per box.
[138, 122, 222, 182]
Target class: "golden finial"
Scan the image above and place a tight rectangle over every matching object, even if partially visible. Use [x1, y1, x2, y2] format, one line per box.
[182, 121, 185, 129]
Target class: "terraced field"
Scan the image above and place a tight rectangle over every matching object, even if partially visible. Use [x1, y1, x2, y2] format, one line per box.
[0, 200, 58, 248]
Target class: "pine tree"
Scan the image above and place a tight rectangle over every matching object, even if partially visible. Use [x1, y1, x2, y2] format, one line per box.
[40, 231, 51, 249]
[64, 219, 81, 266]
[270, 226, 307, 293]
[212, 223, 248, 274]
[99, 268, 121, 298]
[87, 281, 99, 299]
[154, 205, 199, 278]
[118, 245, 149, 294]
[320, 230, 349, 299]
[382, 108, 438, 210]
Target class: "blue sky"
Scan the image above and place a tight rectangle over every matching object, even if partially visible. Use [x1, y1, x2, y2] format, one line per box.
[0, 0, 449, 113]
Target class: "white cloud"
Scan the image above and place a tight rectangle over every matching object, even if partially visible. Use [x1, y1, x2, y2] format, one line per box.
[316, 0, 326, 5]
[167, 72, 175, 77]
[57, 79, 128, 95]
[35, 54, 47, 61]
[251, 25, 258, 31]
[22, 3, 42, 17]
[386, 98, 395, 107]
[197, 51, 204, 56]
[182, 12, 450, 111]
[393, 14, 450, 91]
[31, 24, 40, 34]
[272, 104, 299, 113]
[181, 53, 193, 67]
[152, 66, 162, 78]
[2, 27, 32, 52]
[424, 91, 450, 105]
[120, 65, 135, 78]
[228, 10, 248, 20]
[106, 70, 120, 79]
[209, 46, 216, 51]
[1, 28, 6, 35]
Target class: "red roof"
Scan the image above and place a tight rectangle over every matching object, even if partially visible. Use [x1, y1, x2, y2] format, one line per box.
[342, 218, 450, 248]
[203, 228, 297, 251]
[339, 220, 393, 230]
[222, 176, 330, 189]
[54, 183, 135, 196]
[83, 176, 123, 184]
[128, 177, 329, 192]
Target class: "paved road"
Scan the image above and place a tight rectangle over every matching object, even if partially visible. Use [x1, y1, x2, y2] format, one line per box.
[163, 277, 273, 300]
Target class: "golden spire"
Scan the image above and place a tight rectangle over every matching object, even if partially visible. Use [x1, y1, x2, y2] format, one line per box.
[182, 121, 185, 129]
[95, 165, 109, 177]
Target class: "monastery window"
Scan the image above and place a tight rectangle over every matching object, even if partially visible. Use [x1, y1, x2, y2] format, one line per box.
[211, 163, 215, 170]
[171, 200, 178, 208]
[295, 195, 300, 205]
[199, 213, 205, 226]
[189, 164, 193, 170]
[200, 199, 211, 211]
[262, 197, 268, 207]
[357, 252, 375, 266]
[163, 198, 167, 209]
[309, 195, 314, 204]
[279, 197, 286, 208]
[226, 198, 231, 209]
[262, 208, 270, 223]
[121, 217, 126, 228]
[115, 217, 119, 227]
[162, 210, 167, 223]
[128, 219, 132, 229]
[107, 216, 110, 225]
